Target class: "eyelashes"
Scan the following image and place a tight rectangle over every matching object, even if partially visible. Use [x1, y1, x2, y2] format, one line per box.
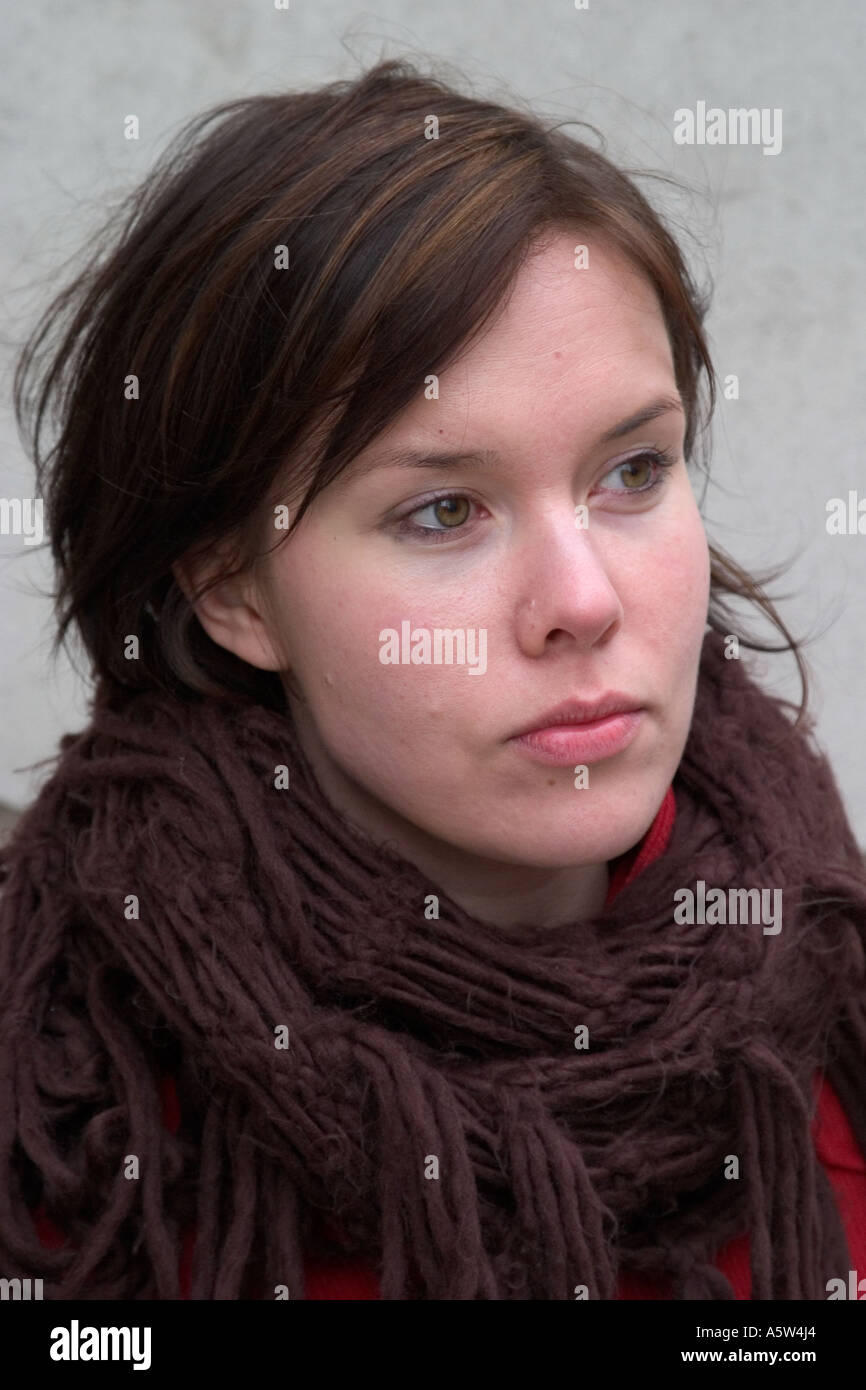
[608, 445, 678, 491]
[391, 447, 679, 543]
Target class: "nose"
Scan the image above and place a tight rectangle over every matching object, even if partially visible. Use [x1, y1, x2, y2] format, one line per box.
[512, 506, 624, 656]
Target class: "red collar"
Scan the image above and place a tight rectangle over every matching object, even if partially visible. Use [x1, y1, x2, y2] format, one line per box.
[604, 785, 676, 908]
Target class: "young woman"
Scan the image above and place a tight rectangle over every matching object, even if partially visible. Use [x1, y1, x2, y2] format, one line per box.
[2, 57, 865, 1302]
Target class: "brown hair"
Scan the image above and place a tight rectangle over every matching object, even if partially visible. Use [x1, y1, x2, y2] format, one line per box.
[13, 57, 811, 725]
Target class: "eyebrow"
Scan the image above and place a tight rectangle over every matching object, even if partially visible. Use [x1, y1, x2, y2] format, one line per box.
[347, 394, 686, 480]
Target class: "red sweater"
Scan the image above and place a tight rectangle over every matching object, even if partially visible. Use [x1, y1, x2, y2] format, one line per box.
[33, 785, 866, 1298]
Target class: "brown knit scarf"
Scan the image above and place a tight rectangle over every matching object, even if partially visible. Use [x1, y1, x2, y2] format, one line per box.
[2, 627, 866, 1300]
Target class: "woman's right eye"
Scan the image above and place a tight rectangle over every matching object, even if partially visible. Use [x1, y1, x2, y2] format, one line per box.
[393, 493, 481, 542]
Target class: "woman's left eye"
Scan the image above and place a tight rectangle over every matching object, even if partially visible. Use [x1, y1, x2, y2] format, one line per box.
[597, 446, 678, 493]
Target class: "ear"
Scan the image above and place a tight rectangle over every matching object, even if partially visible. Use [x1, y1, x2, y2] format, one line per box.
[171, 555, 286, 673]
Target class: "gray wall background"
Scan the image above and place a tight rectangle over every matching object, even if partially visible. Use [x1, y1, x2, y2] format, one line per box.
[1, 0, 864, 841]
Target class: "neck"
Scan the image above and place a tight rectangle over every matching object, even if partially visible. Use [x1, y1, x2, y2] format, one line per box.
[395, 844, 611, 931]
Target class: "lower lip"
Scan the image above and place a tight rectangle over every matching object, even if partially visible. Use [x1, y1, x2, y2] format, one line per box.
[509, 709, 644, 765]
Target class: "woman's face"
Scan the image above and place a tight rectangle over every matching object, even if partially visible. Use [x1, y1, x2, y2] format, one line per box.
[195, 232, 711, 905]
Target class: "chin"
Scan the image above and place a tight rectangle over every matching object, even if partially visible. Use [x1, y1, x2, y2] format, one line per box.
[519, 796, 665, 869]
[451, 817, 648, 871]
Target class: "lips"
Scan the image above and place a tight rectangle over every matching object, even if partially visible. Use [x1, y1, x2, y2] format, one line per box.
[507, 691, 646, 767]
[510, 691, 643, 739]
[508, 707, 645, 766]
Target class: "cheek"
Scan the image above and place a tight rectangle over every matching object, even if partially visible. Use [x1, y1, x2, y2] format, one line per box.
[631, 490, 710, 644]
[275, 546, 459, 735]
[645, 502, 711, 744]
